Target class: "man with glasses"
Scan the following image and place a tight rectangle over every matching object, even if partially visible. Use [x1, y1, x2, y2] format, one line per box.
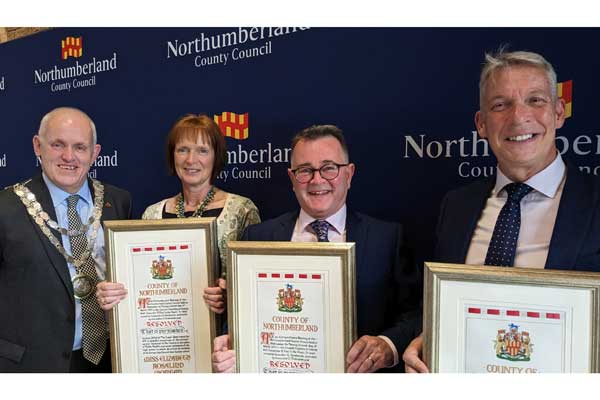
[212, 124, 420, 373]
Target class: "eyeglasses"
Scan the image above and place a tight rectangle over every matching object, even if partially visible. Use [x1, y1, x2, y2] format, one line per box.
[291, 162, 350, 184]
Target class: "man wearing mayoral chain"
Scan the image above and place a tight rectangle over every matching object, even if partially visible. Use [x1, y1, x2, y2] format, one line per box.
[0, 107, 131, 372]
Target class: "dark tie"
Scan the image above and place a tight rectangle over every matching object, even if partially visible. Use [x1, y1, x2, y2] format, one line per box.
[67, 194, 108, 365]
[484, 183, 533, 267]
[310, 220, 330, 242]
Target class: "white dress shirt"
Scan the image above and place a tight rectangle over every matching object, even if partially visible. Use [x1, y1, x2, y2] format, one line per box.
[292, 205, 347, 242]
[465, 153, 566, 268]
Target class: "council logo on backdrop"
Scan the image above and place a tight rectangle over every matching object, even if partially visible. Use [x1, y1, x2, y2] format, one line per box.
[0, 75, 5, 91]
[214, 111, 291, 182]
[33, 35, 119, 93]
[214, 112, 249, 140]
[402, 79, 600, 177]
[61, 36, 83, 60]
[558, 80, 573, 118]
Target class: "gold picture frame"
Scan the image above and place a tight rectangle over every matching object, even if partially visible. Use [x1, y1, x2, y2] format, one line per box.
[423, 262, 600, 373]
[104, 218, 219, 373]
[227, 241, 356, 373]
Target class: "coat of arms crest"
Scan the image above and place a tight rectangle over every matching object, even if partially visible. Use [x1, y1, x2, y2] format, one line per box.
[277, 284, 303, 312]
[494, 323, 533, 361]
[151, 255, 173, 279]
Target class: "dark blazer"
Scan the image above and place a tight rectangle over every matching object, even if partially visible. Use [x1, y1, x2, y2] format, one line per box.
[0, 175, 131, 372]
[434, 166, 600, 271]
[241, 209, 421, 369]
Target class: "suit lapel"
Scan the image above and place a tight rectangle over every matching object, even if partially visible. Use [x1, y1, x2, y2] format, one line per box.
[28, 175, 61, 243]
[26, 175, 74, 300]
[458, 179, 494, 262]
[346, 211, 366, 272]
[546, 168, 591, 270]
[92, 178, 117, 223]
[438, 179, 493, 263]
[275, 211, 298, 241]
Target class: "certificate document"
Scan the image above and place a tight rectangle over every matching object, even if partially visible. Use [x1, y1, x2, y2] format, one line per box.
[461, 302, 567, 373]
[228, 242, 356, 373]
[256, 271, 327, 372]
[131, 243, 196, 373]
[423, 262, 600, 373]
[104, 219, 218, 373]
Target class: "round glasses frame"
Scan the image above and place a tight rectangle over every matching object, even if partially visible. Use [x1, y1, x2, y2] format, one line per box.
[290, 162, 350, 184]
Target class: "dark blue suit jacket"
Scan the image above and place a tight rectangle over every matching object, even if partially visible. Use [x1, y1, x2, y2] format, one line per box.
[241, 209, 421, 367]
[434, 166, 600, 271]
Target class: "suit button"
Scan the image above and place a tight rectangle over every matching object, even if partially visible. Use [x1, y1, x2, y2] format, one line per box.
[62, 351, 70, 359]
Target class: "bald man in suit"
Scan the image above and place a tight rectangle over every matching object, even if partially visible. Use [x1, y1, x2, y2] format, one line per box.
[0, 107, 131, 372]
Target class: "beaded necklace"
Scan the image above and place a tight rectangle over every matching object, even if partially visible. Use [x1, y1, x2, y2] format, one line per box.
[175, 186, 215, 218]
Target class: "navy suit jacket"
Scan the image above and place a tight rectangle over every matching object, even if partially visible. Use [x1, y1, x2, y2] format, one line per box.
[241, 209, 421, 367]
[434, 166, 600, 271]
[0, 175, 131, 372]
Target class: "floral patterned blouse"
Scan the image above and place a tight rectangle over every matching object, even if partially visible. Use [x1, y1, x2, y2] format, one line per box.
[141, 191, 260, 274]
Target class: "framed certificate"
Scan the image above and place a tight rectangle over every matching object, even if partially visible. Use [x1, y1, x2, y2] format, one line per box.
[423, 262, 600, 373]
[227, 241, 356, 373]
[103, 218, 219, 373]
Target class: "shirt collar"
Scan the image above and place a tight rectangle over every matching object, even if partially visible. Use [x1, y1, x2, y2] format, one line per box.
[42, 172, 92, 208]
[494, 152, 565, 198]
[298, 204, 347, 235]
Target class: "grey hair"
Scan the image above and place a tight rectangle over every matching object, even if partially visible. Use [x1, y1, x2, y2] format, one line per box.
[38, 107, 97, 146]
[479, 49, 558, 108]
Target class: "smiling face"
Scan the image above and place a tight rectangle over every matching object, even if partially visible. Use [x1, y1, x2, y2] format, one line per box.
[475, 65, 565, 182]
[288, 136, 355, 219]
[33, 109, 100, 194]
[173, 133, 215, 190]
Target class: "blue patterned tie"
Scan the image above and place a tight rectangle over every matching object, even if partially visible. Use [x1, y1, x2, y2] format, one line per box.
[484, 183, 533, 267]
[310, 220, 330, 242]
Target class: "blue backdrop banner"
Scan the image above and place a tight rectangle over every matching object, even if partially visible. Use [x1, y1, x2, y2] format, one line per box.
[1, 28, 598, 261]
